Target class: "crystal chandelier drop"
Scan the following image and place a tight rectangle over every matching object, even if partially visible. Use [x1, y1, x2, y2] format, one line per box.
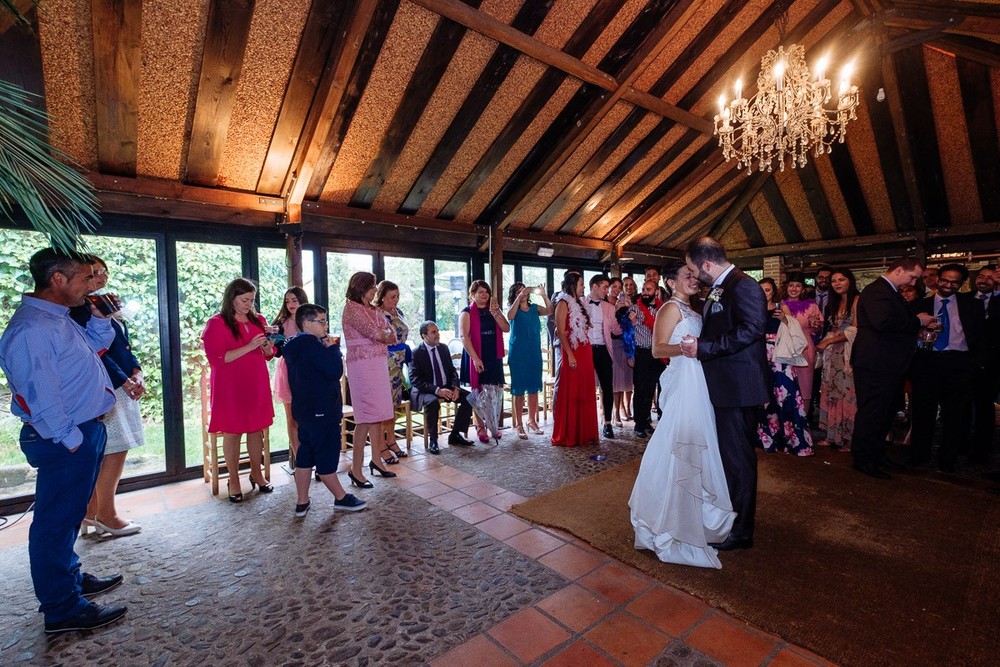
[714, 44, 860, 173]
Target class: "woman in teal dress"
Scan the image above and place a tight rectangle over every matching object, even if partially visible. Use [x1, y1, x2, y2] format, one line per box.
[506, 282, 551, 438]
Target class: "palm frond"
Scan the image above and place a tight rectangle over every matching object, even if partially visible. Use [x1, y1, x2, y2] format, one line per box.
[0, 79, 99, 252]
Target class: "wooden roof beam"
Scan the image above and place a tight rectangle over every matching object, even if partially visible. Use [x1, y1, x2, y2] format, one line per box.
[0, 0, 35, 37]
[710, 170, 773, 239]
[90, 0, 141, 177]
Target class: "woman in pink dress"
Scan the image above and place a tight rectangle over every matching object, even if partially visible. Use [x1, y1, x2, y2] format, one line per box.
[202, 278, 276, 502]
[342, 272, 397, 487]
[272, 286, 308, 464]
[780, 273, 823, 417]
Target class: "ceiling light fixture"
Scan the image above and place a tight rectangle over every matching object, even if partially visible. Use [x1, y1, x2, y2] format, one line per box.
[536, 245, 555, 258]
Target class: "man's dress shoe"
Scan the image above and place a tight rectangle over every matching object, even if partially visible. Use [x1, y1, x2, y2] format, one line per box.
[853, 463, 891, 480]
[427, 441, 440, 454]
[44, 602, 127, 634]
[709, 534, 753, 551]
[81, 573, 123, 599]
[448, 433, 474, 447]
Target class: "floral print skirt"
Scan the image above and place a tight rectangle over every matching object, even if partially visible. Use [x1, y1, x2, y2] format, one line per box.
[757, 361, 814, 456]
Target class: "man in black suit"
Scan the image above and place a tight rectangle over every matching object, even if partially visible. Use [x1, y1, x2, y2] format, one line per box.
[681, 237, 770, 551]
[909, 264, 987, 471]
[851, 258, 934, 479]
[409, 321, 474, 454]
[971, 267, 998, 463]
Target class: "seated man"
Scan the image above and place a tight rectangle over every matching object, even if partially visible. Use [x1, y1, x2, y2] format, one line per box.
[410, 321, 474, 453]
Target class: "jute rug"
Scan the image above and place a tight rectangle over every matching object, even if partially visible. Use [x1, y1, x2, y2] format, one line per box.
[511, 454, 1000, 667]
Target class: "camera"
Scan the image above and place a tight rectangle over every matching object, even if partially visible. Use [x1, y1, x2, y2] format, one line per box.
[86, 293, 122, 316]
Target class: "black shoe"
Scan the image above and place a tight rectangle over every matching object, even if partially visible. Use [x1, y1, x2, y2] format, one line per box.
[709, 534, 753, 551]
[294, 501, 311, 518]
[249, 477, 274, 493]
[602, 424, 614, 439]
[347, 470, 373, 489]
[44, 603, 128, 635]
[428, 441, 440, 454]
[368, 460, 397, 478]
[937, 463, 956, 474]
[448, 433, 474, 447]
[380, 448, 400, 465]
[334, 493, 368, 511]
[633, 428, 647, 438]
[853, 463, 891, 480]
[80, 573, 123, 599]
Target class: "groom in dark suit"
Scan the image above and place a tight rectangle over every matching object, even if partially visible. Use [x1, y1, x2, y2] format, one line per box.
[681, 237, 770, 551]
[410, 321, 474, 454]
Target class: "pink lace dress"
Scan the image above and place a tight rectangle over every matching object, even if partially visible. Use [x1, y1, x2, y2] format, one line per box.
[272, 318, 300, 403]
[342, 300, 395, 423]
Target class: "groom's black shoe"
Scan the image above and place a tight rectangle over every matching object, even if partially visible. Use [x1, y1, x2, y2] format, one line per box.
[853, 463, 891, 480]
[602, 423, 614, 439]
[709, 534, 753, 551]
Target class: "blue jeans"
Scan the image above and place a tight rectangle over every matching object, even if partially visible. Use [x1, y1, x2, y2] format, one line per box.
[20, 420, 106, 622]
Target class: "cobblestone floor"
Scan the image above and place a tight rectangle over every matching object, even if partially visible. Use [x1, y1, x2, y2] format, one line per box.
[0, 419, 902, 667]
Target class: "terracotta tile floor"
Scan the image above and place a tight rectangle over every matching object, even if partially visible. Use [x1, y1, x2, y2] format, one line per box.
[0, 451, 838, 666]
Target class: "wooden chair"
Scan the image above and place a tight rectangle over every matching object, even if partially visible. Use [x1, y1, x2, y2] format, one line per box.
[200, 365, 270, 496]
[542, 346, 556, 422]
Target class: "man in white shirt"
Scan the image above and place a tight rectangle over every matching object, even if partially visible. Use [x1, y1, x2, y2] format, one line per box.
[584, 275, 621, 438]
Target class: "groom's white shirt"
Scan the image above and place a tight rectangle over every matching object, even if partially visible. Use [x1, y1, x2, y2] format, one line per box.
[713, 264, 736, 288]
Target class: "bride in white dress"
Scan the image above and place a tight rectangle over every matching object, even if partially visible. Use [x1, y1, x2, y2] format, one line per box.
[629, 262, 735, 569]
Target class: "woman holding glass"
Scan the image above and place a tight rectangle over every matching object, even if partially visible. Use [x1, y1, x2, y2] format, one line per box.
[375, 280, 410, 463]
[506, 282, 550, 438]
[202, 278, 275, 502]
[459, 280, 510, 442]
[342, 272, 397, 486]
[271, 286, 309, 464]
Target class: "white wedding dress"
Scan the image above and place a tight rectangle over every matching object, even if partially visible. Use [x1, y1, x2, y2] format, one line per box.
[629, 298, 735, 569]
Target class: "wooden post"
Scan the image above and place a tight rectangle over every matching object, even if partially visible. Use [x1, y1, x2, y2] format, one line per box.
[609, 244, 622, 279]
[286, 232, 303, 288]
[489, 227, 504, 296]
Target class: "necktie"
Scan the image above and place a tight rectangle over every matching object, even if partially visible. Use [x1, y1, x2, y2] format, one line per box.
[979, 293, 990, 310]
[933, 298, 950, 351]
[590, 300, 602, 305]
[430, 345, 445, 386]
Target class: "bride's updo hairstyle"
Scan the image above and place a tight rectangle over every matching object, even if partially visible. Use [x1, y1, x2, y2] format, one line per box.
[661, 260, 687, 298]
[560, 271, 592, 329]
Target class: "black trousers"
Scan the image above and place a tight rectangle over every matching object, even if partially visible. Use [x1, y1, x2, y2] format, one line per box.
[910, 350, 976, 467]
[852, 366, 906, 470]
[592, 344, 613, 422]
[972, 361, 999, 462]
[632, 347, 664, 430]
[714, 406, 758, 539]
[423, 389, 473, 441]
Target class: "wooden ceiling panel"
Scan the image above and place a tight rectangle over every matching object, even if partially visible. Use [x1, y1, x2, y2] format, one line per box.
[136, 0, 210, 181]
[633, 0, 728, 93]
[417, 56, 548, 217]
[647, 159, 740, 243]
[37, 0, 97, 167]
[579, 0, 648, 67]
[775, 169, 823, 241]
[655, 172, 748, 246]
[924, 45, 982, 226]
[512, 101, 635, 231]
[320, 1, 439, 204]
[720, 215, 750, 250]
[844, 95, 898, 234]
[540, 110, 664, 233]
[455, 76, 582, 223]
[531, 0, 598, 51]
[813, 153, 862, 238]
[748, 191, 786, 245]
[371, 29, 502, 210]
[217, 0, 311, 191]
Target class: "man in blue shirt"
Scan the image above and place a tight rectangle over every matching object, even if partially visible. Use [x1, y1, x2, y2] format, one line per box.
[0, 248, 126, 634]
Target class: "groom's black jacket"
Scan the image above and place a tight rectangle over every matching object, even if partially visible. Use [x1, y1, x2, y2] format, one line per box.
[697, 267, 770, 408]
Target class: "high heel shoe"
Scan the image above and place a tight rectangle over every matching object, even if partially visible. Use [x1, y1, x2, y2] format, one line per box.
[380, 448, 399, 465]
[516, 425, 528, 440]
[227, 482, 243, 503]
[476, 425, 489, 443]
[90, 517, 142, 537]
[368, 460, 397, 478]
[387, 443, 408, 459]
[347, 470, 373, 489]
[80, 518, 101, 536]
[527, 422, 544, 435]
[249, 477, 274, 493]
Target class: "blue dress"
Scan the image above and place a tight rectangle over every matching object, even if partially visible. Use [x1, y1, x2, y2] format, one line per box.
[508, 304, 542, 396]
[756, 307, 814, 456]
[460, 306, 504, 387]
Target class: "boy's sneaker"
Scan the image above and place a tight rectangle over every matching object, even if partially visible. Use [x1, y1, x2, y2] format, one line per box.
[334, 494, 367, 512]
[294, 501, 310, 518]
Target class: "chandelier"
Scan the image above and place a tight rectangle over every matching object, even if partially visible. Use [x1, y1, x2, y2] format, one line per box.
[714, 44, 860, 173]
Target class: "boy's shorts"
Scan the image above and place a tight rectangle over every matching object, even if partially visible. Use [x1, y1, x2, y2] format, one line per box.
[295, 419, 341, 476]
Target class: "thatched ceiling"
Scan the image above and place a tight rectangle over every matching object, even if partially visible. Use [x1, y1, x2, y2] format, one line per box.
[3, 0, 999, 264]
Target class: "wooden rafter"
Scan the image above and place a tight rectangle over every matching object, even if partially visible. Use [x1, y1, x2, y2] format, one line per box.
[875, 47, 925, 230]
[90, 0, 140, 177]
[955, 57, 1000, 222]
[0, 0, 34, 36]
[185, 0, 256, 187]
[284, 0, 380, 222]
[928, 34, 1000, 69]
[710, 170, 773, 240]
[761, 178, 804, 243]
[796, 162, 840, 240]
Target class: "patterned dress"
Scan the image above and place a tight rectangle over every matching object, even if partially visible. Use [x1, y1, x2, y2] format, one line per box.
[756, 307, 814, 456]
[818, 307, 857, 449]
[343, 300, 394, 423]
[383, 307, 410, 404]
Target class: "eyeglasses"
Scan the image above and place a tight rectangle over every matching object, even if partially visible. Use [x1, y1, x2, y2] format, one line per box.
[306, 318, 328, 325]
[937, 278, 962, 286]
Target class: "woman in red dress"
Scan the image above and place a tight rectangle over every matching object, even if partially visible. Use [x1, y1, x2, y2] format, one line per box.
[202, 278, 276, 502]
[552, 272, 599, 446]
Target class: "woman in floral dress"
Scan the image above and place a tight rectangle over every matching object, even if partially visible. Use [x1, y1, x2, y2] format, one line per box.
[817, 269, 860, 451]
[376, 280, 409, 463]
[756, 278, 814, 456]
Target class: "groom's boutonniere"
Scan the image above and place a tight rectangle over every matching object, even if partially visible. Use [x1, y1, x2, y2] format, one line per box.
[707, 287, 724, 314]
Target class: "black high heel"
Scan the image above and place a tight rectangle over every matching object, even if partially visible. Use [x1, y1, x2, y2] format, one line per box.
[227, 481, 243, 503]
[347, 470, 373, 488]
[368, 460, 397, 478]
[380, 448, 399, 465]
[388, 443, 408, 459]
[249, 477, 274, 493]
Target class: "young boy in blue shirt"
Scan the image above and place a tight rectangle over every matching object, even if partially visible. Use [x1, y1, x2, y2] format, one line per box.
[281, 303, 367, 517]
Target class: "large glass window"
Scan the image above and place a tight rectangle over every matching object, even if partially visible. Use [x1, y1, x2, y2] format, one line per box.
[383, 256, 424, 346]
[434, 260, 467, 344]
[177, 242, 243, 468]
[326, 252, 374, 336]
[521, 265, 548, 295]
